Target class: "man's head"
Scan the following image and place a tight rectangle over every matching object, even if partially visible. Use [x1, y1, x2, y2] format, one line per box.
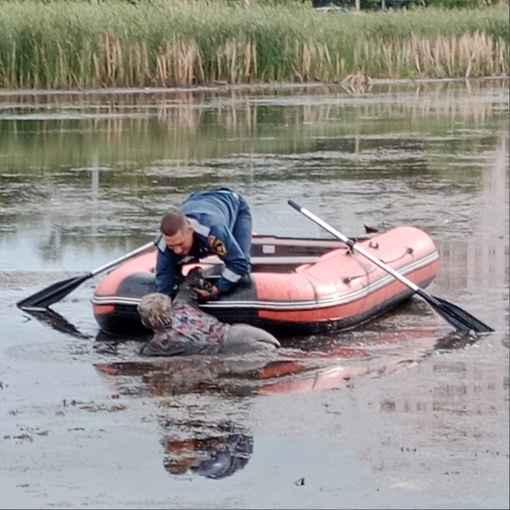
[137, 292, 173, 330]
[160, 211, 194, 256]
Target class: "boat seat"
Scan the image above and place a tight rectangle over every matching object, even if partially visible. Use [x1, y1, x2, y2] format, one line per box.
[196, 255, 318, 275]
[251, 256, 318, 266]
[199, 255, 319, 267]
[294, 248, 347, 272]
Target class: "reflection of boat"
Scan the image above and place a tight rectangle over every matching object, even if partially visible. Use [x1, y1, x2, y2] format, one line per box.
[91, 226, 440, 336]
[93, 326, 451, 399]
[94, 354, 279, 398]
[94, 327, 475, 480]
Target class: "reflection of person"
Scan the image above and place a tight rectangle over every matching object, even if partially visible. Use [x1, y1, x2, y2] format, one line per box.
[137, 291, 280, 356]
[154, 188, 252, 301]
[163, 427, 253, 480]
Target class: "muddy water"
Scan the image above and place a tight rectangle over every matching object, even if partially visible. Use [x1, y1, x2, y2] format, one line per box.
[0, 80, 508, 509]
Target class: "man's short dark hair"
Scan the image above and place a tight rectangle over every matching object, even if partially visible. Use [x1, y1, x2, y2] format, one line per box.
[160, 211, 187, 236]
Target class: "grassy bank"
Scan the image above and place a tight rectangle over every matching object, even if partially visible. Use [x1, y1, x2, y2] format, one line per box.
[0, 0, 507, 89]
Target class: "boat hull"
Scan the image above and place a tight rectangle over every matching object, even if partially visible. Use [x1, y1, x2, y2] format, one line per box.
[92, 226, 439, 336]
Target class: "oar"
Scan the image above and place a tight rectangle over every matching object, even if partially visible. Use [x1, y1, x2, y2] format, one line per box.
[288, 200, 494, 334]
[16, 241, 155, 311]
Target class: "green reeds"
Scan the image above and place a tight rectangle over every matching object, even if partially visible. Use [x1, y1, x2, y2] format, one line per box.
[0, 0, 507, 89]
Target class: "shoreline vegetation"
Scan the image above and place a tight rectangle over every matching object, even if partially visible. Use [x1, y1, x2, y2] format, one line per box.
[0, 0, 508, 91]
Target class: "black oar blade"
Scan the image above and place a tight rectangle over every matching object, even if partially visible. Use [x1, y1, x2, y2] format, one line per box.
[16, 274, 92, 310]
[429, 295, 494, 334]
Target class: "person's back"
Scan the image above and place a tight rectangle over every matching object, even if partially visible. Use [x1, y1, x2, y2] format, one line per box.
[140, 300, 227, 356]
[138, 269, 280, 357]
[181, 190, 246, 235]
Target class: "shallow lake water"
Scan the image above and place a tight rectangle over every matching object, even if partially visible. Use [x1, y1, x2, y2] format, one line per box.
[0, 79, 508, 509]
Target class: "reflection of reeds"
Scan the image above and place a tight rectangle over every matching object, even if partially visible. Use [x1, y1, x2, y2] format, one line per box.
[342, 70, 373, 94]
[0, 1, 507, 89]
[0, 79, 506, 174]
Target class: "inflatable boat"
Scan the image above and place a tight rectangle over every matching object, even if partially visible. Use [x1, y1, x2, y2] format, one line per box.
[91, 225, 440, 336]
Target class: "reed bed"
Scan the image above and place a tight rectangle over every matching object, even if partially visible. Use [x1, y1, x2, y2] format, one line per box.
[0, 0, 507, 89]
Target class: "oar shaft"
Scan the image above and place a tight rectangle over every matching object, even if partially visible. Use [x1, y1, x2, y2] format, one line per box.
[90, 241, 154, 277]
[16, 240, 156, 310]
[288, 200, 420, 292]
[288, 199, 494, 333]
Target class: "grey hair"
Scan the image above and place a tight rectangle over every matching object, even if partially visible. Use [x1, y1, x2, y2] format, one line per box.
[137, 292, 173, 330]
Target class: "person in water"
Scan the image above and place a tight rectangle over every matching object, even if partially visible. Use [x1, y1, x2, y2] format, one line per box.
[137, 268, 280, 357]
[154, 188, 252, 302]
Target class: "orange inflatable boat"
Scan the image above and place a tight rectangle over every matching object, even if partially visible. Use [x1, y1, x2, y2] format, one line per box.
[91, 226, 439, 336]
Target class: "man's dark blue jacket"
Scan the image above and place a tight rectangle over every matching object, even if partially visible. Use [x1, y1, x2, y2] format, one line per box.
[155, 189, 251, 298]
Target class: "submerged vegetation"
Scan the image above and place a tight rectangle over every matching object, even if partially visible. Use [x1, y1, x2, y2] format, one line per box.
[0, 0, 507, 89]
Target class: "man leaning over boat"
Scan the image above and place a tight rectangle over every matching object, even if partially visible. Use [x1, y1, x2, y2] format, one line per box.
[154, 188, 252, 303]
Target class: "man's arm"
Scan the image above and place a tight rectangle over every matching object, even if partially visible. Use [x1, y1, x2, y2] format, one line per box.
[155, 243, 179, 298]
[208, 224, 250, 295]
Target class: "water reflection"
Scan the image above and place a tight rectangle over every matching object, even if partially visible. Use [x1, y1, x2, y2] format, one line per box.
[0, 85, 507, 276]
[94, 355, 272, 398]
[1, 87, 507, 183]
[93, 321, 444, 397]
[92, 325, 485, 480]
[1, 81, 507, 277]
[160, 419, 253, 480]
[363, 350, 509, 496]
[19, 307, 92, 340]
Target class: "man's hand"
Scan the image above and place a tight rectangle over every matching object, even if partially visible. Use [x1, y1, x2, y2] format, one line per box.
[195, 285, 220, 302]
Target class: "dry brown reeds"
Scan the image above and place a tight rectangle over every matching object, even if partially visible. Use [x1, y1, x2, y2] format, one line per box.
[0, 1, 507, 89]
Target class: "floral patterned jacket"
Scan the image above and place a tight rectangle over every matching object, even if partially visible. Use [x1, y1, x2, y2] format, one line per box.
[140, 302, 227, 357]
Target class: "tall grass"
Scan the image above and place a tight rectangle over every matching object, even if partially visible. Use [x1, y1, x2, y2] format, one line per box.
[0, 0, 507, 89]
